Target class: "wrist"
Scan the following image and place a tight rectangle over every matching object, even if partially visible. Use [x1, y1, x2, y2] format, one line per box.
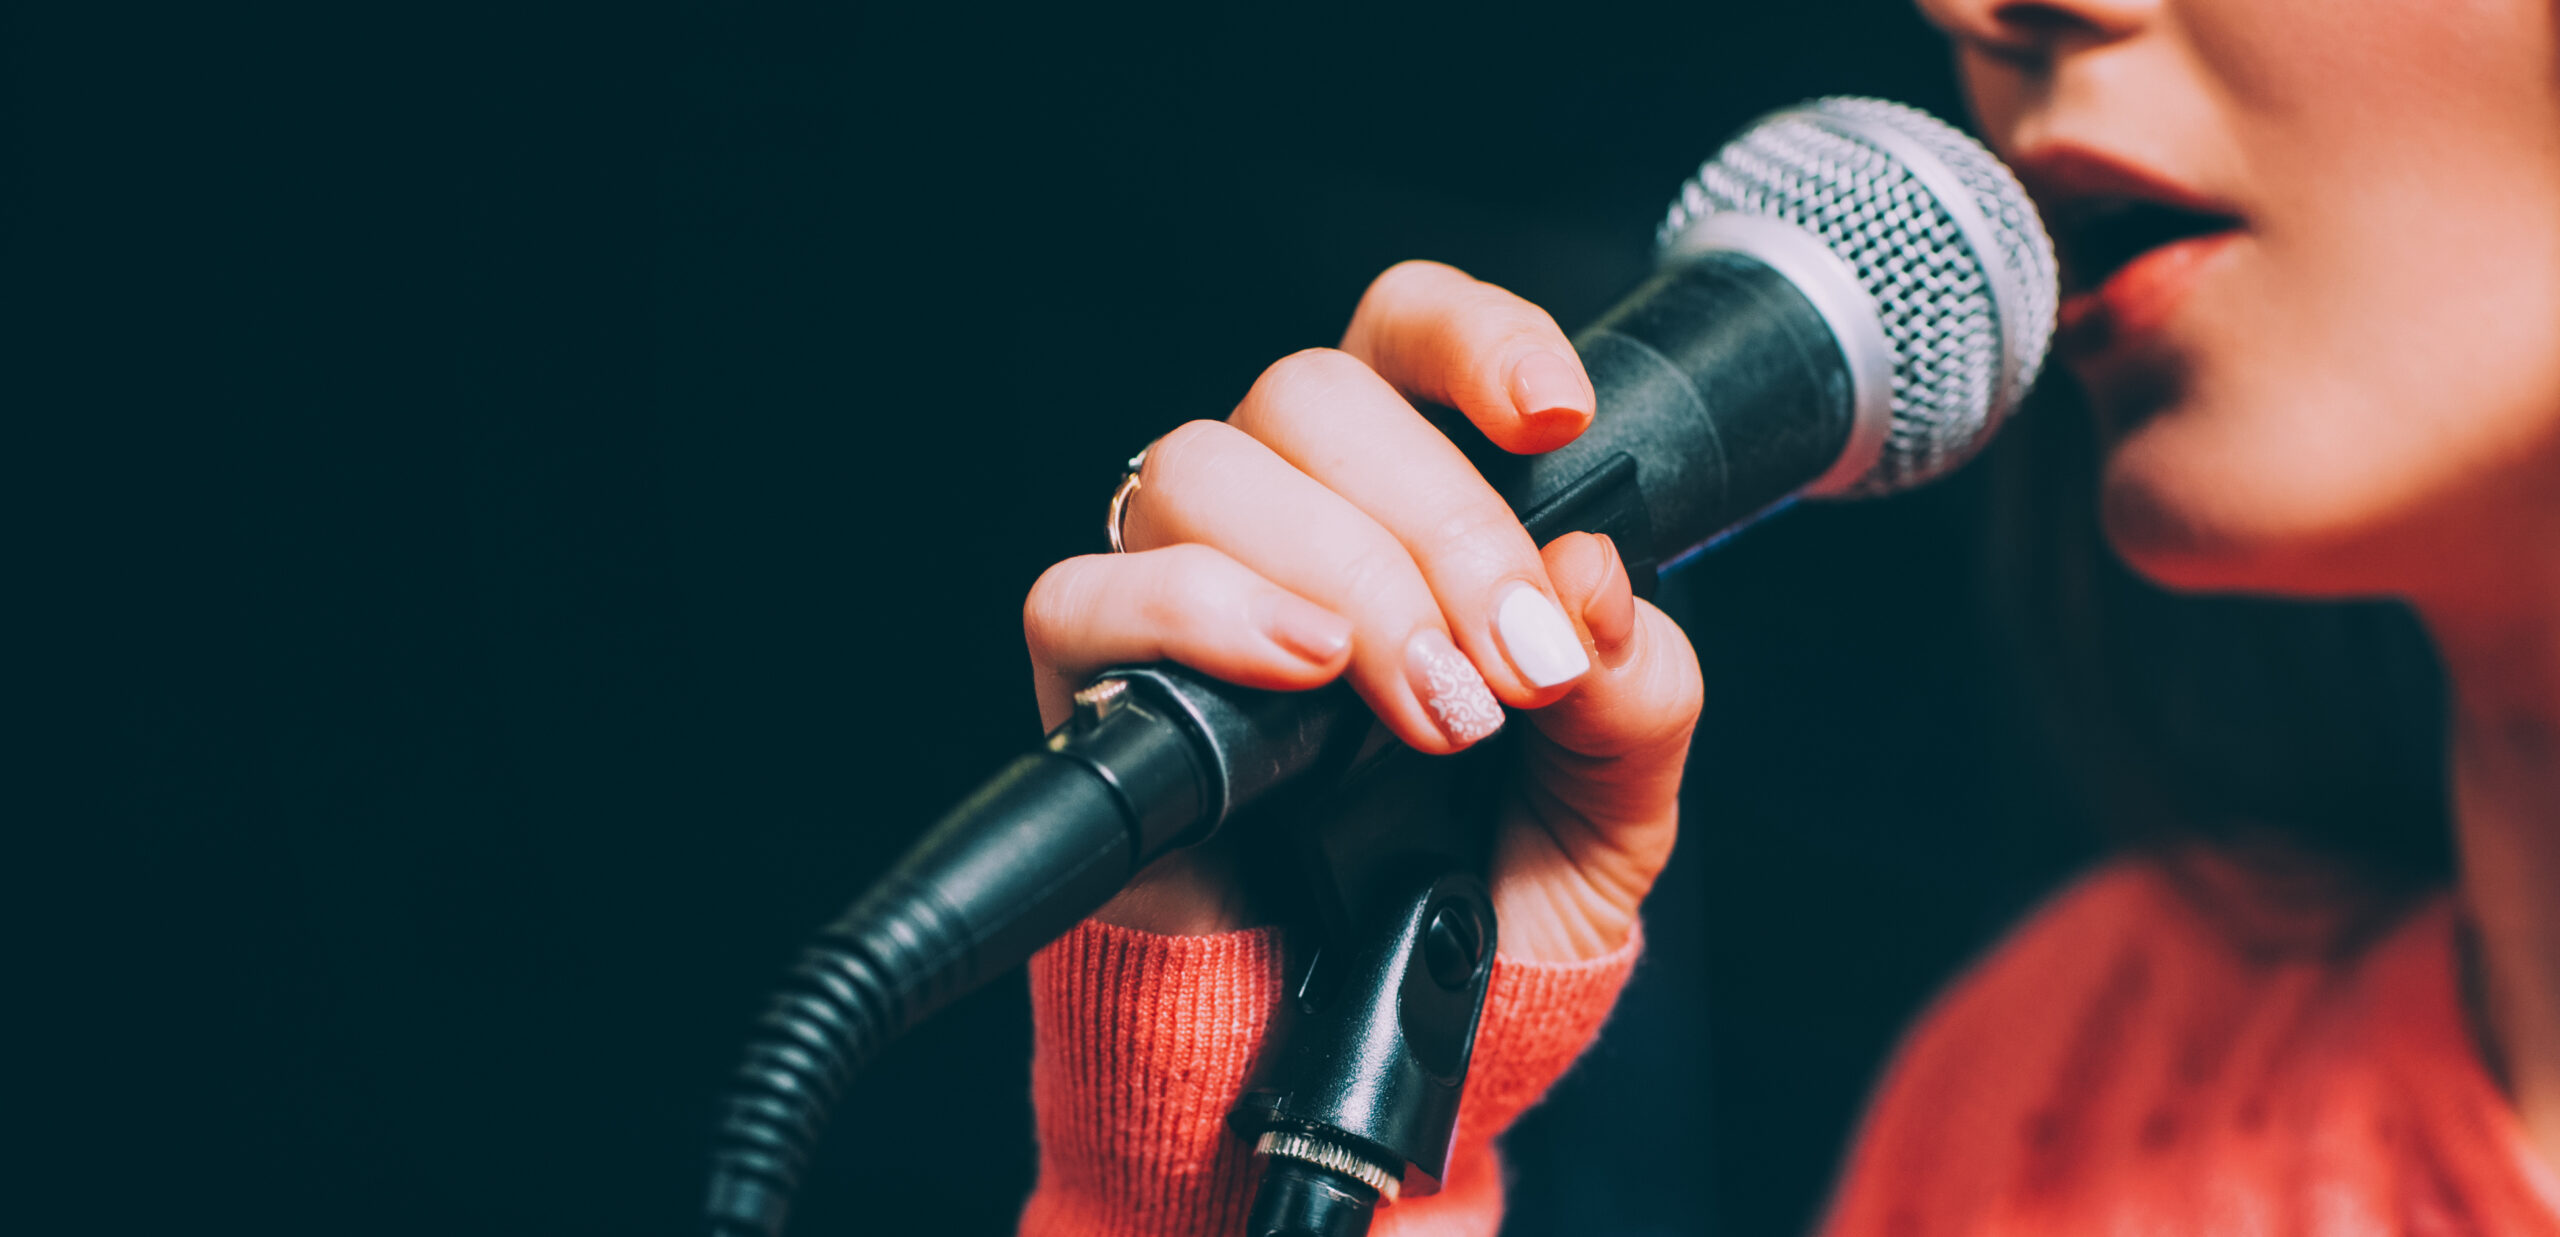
[1022, 915, 1642, 1236]
[1091, 845, 1260, 935]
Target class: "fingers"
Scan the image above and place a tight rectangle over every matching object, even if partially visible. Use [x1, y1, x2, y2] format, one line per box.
[1525, 533, 1702, 765]
[1339, 260, 1596, 455]
[1050, 266, 1596, 755]
[1120, 417, 1506, 755]
[1023, 544, 1353, 731]
[1490, 532, 1704, 961]
[1228, 346, 1592, 707]
[1545, 531, 1638, 672]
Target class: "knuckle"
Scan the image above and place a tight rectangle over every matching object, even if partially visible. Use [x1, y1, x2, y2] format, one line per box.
[1023, 556, 1107, 650]
[1457, 297, 1563, 368]
[1440, 367, 1516, 421]
[1236, 349, 1383, 438]
[1141, 419, 1245, 500]
[1150, 540, 1228, 573]
[1420, 502, 1532, 575]
[1135, 582, 1208, 640]
[1328, 538, 1430, 621]
[1361, 258, 1466, 310]
[1135, 546, 1238, 632]
[1444, 306, 1571, 418]
[1250, 346, 1373, 409]
[1484, 304, 1563, 351]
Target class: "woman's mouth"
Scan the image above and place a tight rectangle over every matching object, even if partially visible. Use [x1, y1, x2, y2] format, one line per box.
[2052, 196, 2245, 362]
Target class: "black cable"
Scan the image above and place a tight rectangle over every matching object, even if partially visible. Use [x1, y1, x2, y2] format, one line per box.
[699, 678, 1282, 1237]
[703, 874, 972, 1237]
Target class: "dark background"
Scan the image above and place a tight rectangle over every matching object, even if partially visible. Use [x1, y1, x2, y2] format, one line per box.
[24, 2, 2097, 1233]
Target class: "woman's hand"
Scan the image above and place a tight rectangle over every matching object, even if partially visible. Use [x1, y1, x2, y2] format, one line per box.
[1023, 261, 1703, 963]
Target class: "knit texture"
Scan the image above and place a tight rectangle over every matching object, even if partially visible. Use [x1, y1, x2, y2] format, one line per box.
[1024, 858, 2560, 1236]
[1819, 858, 2560, 1237]
[1019, 919, 1640, 1236]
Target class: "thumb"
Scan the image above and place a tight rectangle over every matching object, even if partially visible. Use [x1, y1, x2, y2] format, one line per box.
[1491, 534, 1702, 955]
[1527, 533, 1703, 771]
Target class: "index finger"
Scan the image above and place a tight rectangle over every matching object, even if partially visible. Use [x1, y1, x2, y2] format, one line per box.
[1339, 260, 1596, 455]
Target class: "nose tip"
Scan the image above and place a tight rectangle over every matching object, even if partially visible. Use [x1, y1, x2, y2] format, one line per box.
[1917, 0, 2154, 56]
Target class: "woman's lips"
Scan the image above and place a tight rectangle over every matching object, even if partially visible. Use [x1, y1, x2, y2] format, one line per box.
[2057, 228, 2242, 363]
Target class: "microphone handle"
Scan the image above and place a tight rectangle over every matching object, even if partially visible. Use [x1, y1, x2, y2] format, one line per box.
[702, 250, 1854, 1237]
[1487, 246, 1861, 576]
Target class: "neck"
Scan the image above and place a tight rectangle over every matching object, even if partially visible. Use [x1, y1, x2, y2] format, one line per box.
[2429, 585, 2560, 1168]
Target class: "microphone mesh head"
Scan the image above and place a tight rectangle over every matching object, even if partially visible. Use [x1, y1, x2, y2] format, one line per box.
[1658, 97, 2058, 496]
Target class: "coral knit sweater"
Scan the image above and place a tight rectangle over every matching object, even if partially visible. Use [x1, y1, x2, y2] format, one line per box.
[1019, 858, 2560, 1235]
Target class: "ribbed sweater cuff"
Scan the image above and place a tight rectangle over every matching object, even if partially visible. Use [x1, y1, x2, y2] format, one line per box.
[1020, 919, 1641, 1237]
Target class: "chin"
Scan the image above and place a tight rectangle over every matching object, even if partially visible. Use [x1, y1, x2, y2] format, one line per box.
[2099, 469, 2293, 595]
[2093, 407, 2419, 601]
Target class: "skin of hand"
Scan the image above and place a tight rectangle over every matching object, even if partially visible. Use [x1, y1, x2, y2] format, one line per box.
[1024, 260, 1703, 964]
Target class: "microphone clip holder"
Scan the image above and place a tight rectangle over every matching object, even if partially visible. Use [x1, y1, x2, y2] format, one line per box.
[1216, 447, 1666, 1237]
[1227, 731, 1505, 1237]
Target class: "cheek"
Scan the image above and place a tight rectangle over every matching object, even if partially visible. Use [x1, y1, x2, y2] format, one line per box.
[2097, 234, 2560, 596]
[2184, 0, 2554, 127]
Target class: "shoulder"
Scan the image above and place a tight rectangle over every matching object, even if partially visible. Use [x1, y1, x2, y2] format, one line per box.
[1814, 849, 2420, 1236]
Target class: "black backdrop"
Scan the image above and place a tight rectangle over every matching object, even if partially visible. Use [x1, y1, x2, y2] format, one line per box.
[25, 2, 2097, 1233]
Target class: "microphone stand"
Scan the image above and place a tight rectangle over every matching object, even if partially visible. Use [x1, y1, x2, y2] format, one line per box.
[1227, 728, 1506, 1237]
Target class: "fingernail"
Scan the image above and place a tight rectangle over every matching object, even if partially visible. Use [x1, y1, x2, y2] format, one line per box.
[1493, 582, 1589, 687]
[1507, 350, 1592, 422]
[1406, 628, 1504, 746]
[1260, 593, 1352, 665]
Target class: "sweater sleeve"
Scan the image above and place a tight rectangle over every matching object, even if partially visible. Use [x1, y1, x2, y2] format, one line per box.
[1018, 918, 1641, 1237]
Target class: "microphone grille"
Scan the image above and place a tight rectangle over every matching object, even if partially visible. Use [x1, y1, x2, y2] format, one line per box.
[1658, 97, 2058, 495]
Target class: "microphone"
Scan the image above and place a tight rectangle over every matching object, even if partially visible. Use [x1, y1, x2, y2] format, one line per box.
[1477, 95, 2057, 570]
[702, 97, 2058, 1237]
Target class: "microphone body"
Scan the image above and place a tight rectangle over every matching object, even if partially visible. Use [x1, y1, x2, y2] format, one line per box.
[1482, 247, 1862, 582]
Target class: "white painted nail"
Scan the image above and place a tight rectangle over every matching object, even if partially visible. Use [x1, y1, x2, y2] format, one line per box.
[1494, 583, 1590, 688]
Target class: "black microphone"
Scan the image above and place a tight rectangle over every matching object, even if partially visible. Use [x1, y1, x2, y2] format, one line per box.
[702, 97, 2057, 1237]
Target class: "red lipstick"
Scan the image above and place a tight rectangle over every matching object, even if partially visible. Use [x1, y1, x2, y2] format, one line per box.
[2012, 146, 2246, 363]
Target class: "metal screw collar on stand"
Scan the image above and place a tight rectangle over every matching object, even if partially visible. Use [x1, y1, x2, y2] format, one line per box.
[1254, 1131, 1402, 1202]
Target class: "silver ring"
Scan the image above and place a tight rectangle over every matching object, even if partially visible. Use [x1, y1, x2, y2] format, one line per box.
[1106, 442, 1153, 553]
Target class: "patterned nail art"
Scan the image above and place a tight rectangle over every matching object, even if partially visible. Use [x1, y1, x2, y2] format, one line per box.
[1410, 631, 1504, 746]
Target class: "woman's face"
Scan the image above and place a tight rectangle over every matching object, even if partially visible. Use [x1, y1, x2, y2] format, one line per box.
[1919, 0, 2560, 607]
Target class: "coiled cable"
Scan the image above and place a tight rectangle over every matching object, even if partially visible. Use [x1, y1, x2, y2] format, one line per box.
[703, 873, 975, 1237]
